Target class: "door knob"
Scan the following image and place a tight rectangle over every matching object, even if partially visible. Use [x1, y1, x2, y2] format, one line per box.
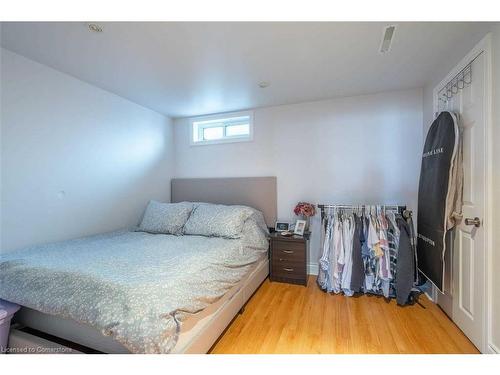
[464, 217, 481, 228]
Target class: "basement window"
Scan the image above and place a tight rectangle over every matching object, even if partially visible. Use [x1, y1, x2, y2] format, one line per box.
[190, 111, 253, 145]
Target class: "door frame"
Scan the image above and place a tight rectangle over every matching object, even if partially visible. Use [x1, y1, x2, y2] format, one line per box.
[431, 33, 493, 354]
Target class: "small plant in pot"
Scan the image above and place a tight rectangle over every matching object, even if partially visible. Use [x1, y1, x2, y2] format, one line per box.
[293, 202, 316, 232]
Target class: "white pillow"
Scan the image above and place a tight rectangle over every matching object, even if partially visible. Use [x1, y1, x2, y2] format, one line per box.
[183, 203, 255, 238]
[138, 201, 193, 235]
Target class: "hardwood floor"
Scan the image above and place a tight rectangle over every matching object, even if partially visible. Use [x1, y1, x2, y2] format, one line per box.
[210, 276, 479, 354]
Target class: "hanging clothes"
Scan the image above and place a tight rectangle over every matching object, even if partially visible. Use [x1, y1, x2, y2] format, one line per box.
[341, 214, 355, 296]
[317, 206, 417, 305]
[378, 211, 392, 298]
[386, 211, 400, 297]
[318, 213, 334, 292]
[395, 216, 416, 305]
[349, 215, 364, 293]
[331, 216, 344, 294]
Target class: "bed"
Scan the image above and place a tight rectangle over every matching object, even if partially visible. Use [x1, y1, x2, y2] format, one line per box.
[1, 177, 277, 354]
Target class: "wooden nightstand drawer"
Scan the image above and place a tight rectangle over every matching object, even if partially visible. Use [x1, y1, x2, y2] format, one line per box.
[274, 241, 306, 261]
[272, 245, 305, 262]
[272, 259, 305, 276]
[271, 264, 305, 281]
[273, 240, 304, 252]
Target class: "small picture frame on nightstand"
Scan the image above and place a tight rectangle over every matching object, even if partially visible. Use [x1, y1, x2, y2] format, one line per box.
[275, 221, 290, 232]
[293, 219, 307, 235]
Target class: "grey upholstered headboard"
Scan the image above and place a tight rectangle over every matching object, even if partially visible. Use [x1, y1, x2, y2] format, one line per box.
[171, 177, 277, 227]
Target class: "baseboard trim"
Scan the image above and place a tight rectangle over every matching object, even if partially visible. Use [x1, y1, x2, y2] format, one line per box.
[307, 262, 319, 276]
[487, 342, 499, 354]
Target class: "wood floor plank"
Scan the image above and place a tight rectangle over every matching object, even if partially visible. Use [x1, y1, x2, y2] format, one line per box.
[209, 276, 479, 354]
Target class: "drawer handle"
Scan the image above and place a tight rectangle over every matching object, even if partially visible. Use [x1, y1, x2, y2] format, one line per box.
[282, 250, 294, 254]
[283, 267, 294, 272]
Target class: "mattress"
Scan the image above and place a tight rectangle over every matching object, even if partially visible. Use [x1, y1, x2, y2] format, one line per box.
[14, 256, 269, 353]
[1, 212, 269, 353]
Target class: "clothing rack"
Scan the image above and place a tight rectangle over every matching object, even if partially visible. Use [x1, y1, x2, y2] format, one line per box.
[318, 204, 412, 220]
[317, 203, 418, 304]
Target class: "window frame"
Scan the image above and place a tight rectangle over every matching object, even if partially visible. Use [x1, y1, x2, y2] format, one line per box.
[189, 111, 254, 146]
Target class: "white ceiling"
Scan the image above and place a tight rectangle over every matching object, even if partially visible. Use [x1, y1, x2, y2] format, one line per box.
[0, 22, 492, 118]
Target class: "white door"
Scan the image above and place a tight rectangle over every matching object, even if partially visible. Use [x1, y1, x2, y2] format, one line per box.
[434, 39, 490, 352]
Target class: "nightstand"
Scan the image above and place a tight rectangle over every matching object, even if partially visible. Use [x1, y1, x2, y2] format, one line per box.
[269, 231, 310, 286]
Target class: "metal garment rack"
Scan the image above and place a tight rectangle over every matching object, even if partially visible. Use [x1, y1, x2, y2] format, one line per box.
[318, 204, 413, 220]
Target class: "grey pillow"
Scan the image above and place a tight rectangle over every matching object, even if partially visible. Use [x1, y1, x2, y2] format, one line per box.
[138, 201, 193, 235]
[183, 203, 255, 238]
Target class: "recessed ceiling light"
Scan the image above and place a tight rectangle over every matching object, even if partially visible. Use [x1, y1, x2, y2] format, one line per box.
[258, 81, 270, 88]
[87, 23, 103, 33]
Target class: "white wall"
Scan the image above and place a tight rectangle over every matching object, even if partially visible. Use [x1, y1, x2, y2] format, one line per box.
[174, 89, 423, 269]
[0, 48, 174, 252]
